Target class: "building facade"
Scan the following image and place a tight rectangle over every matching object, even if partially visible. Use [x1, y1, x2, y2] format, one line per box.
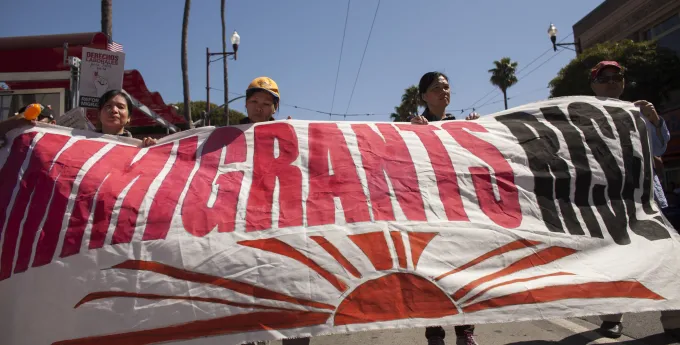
[573, 0, 680, 189]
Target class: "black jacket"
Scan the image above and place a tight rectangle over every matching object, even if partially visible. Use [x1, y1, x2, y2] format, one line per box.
[422, 108, 456, 122]
[240, 117, 275, 124]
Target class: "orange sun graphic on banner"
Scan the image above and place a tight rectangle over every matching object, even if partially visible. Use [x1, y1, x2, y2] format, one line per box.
[55, 231, 663, 345]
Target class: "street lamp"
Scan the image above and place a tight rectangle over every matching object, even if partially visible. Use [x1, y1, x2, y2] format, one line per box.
[206, 30, 241, 124]
[548, 23, 581, 53]
[230, 31, 240, 60]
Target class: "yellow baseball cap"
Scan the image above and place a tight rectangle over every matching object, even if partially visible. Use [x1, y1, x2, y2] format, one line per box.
[247, 77, 280, 100]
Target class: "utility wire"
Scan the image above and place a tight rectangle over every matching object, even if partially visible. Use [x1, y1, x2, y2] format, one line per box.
[342, 0, 381, 119]
[463, 32, 574, 111]
[329, 0, 352, 120]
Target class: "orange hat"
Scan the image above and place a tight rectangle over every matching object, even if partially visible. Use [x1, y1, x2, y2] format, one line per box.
[247, 77, 280, 101]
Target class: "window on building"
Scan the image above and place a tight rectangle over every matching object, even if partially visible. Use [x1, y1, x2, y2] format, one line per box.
[651, 13, 680, 38]
[0, 91, 63, 121]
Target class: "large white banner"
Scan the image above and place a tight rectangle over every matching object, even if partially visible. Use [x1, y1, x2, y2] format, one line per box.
[0, 96, 678, 345]
[78, 47, 125, 108]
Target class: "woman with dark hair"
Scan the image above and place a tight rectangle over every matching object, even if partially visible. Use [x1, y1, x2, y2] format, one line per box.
[411, 72, 479, 124]
[97, 90, 156, 147]
[413, 72, 479, 345]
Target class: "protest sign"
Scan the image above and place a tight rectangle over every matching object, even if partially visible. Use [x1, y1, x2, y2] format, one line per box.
[0, 96, 678, 345]
[78, 47, 125, 108]
[55, 107, 96, 130]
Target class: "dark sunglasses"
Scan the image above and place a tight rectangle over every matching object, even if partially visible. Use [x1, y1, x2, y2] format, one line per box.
[594, 74, 624, 84]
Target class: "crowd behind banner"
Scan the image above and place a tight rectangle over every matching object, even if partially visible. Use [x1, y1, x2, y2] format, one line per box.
[0, 60, 678, 345]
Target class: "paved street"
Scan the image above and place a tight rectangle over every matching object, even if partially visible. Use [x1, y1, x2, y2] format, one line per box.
[267, 312, 680, 345]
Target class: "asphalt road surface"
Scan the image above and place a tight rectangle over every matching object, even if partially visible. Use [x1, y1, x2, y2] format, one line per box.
[266, 312, 680, 345]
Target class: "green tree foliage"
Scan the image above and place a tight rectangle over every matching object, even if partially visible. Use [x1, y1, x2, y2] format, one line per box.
[391, 85, 425, 122]
[170, 101, 246, 126]
[488, 57, 519, 110]
[549, 40, 680, 107]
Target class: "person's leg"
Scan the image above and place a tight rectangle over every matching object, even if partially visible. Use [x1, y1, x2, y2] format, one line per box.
[282, 338, 310, 345]
[454, 325, 478, 345]
[599, 314, 624, 338]
[425, 326, 446, 345]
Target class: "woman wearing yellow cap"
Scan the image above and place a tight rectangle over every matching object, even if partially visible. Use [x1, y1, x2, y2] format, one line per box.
[241, 76, 282, 124]
[241, 78, 306, 345]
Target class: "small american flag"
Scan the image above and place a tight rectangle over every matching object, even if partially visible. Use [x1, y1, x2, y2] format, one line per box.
[107, 40, 124, 53]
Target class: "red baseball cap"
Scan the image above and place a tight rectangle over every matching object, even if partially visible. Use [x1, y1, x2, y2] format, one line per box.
[590, 61, 623, 80]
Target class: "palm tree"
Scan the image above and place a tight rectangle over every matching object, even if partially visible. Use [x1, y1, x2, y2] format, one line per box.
[221, 0, 229, 125]
[488, 57, 519, 110]
[390, 104, 409, 122]
[400, 85, 424, 118]
[181, 0, 194, 128]
[101, 0, 112, 38]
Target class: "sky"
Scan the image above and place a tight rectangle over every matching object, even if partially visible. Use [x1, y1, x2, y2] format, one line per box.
[1, 0, 602, 122]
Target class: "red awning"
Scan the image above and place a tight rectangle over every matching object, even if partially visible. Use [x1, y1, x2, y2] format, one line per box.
[83, 70, 186, 127]
[0, 32, 185, 127]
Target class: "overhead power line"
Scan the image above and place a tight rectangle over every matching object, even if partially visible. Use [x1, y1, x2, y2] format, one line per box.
[463, 32, 575, 112]
[329, 0, 352, 119]
[342, 0, 382, 119]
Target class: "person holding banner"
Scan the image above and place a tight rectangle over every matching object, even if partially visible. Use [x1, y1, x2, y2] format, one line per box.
[588, 61, 680, 340]
[412, 71, 479, 345]
[0, 103, 56, 143]
[239, 77, 308, 345]
[97, 90, 157, 147]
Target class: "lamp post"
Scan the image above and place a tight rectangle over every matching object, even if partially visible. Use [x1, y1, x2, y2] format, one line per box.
[548, 24, 581, 53]
[206, 31, 240, 125]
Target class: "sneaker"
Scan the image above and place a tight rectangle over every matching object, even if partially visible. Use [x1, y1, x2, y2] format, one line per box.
[456, 333, 479, 345]
[427, 336, 446, 345]
[598, 321, 623, 339]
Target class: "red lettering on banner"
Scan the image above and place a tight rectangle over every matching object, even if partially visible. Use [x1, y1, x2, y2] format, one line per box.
[441, 122, 521, 228]
[60, 144, 141, 257]
[0, 133, 38, 280]
[307, 123, 370, 226]
[143, 137, 199, 241]
[17, 139, 107, 272]
[398, 125, 468, 221]
[99, 143, 174, 246]
[1, 134, 69, 279]
[246, 123, 303, 231]
[352, 124, 426, 221]
[181, 127, 246, 236]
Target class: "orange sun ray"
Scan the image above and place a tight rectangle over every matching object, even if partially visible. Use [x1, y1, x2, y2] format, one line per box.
[74, 291, 299, 312]
[52, 310, 331, 345]
[310, 236, 362, 278]
[408, 232, 438, 269]
[390, 231, 407, 269]
[462, 281, 665, 313]
[462, 272, 574, 305]
[238, 238, 349, 292]
[452, 246, 576, 301]
[110, 260, 335, 311]
[436, 239, 542, 282]
[348, 232, 392, 270]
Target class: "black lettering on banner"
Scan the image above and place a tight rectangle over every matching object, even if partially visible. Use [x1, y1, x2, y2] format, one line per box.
[566, 103, 633, 244]
[540, 106, 603, 239]
[606, 106, 669, 240]
[629, 110, 659, 216]
[494, 112, 571, 234]
[497, 103, 670, 245]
